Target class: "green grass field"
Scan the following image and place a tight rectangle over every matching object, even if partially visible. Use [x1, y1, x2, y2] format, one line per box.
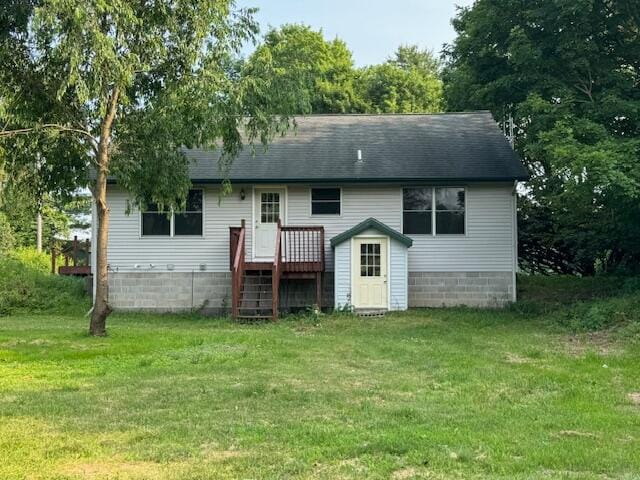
[1, 276, 639, 479]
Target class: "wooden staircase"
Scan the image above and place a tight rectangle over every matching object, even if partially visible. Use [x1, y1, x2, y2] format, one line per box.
[230, 220, 324, 321]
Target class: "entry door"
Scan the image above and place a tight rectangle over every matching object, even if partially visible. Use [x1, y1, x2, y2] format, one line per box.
[254, 188, 285, 258]
[353, 238, 388, 309]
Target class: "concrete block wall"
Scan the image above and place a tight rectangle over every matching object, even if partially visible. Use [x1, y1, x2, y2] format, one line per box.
[108, 272, 232, 314]
[408, 271, 513, 307]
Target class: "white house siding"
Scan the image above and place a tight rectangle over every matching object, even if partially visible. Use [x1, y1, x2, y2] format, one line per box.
[389, 238, 408, 310]
[333, 241, 351, 309]
[287, 184, 515, 273]
[287, 185, 402, 271]
[105, 184, 251, 273]
[103, 182, 516, 310]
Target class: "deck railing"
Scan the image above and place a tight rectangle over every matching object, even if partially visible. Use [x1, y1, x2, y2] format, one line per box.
[280, 226, 325, 272]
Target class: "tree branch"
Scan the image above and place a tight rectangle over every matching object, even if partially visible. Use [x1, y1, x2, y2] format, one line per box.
[0, 123, 98, 151]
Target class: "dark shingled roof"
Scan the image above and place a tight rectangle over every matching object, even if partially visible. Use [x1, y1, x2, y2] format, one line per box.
[330, 218, 413, 248]
[184, 112, 529, 183]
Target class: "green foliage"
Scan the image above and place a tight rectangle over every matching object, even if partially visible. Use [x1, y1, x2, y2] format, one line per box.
[0, 248, 88, 315]
[356, 62, 443, 113]
[245, 26, 444, 114]
[0, 212, 14, 253]
[444, 0, 640, 274]
[244, 24, 364, 114]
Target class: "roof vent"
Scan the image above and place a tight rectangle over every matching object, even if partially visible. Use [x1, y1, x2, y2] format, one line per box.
[357, 149, 363, 162]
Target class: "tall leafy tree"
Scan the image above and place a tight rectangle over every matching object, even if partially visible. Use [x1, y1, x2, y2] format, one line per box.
[1, 1, 295, 335]
[245, 24, 363, 113]
[357, 46, 443, 113]
[444, 0, 640, 274]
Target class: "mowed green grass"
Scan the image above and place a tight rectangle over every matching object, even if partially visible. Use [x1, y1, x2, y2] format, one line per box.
[1, 288, 640, 478]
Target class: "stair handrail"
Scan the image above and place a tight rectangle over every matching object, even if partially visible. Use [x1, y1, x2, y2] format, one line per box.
[231, 220, 246, 318]
[272, 219, 283, 320]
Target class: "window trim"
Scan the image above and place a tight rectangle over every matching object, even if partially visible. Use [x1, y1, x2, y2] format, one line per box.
[309, 186, 342, 216]
[401, 186, 467, 236]
[140, 188, 205, 238]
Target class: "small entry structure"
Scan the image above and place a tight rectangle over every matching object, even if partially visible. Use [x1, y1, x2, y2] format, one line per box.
[331, 218, 413, 313]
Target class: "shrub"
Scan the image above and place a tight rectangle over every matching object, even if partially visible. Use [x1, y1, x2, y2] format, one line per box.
[0, 212, 14, 253]
[0, 248, 89, 315]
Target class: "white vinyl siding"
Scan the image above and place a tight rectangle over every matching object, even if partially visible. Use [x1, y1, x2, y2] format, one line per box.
[407, 185, 514, 271]
[334, 242, 351, 309]
[104, 183, 515, 275]
[389, 238, 408, 310]
[105, 185, 251, 272]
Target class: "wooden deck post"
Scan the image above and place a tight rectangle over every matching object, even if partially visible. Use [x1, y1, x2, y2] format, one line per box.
[316, 272, 322, 310]
[51, 246, 56, 275]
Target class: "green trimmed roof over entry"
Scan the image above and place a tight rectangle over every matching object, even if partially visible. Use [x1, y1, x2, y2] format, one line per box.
[330, 218, 413, 248]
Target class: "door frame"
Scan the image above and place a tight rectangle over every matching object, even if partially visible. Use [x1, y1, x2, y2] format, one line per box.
[350, 235, 391, 310]
[251, 185, 288, 261]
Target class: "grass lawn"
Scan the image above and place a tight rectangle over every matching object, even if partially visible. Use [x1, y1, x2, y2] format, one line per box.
[1, 282, 640, 479]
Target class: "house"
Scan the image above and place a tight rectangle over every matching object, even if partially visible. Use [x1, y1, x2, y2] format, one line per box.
[92, 112, 528, 318]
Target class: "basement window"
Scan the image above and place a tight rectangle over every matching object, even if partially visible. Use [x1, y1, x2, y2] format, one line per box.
[311, 188, 341, 215]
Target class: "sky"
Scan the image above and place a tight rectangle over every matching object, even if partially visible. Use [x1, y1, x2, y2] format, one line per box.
[236, 0, 475, 66]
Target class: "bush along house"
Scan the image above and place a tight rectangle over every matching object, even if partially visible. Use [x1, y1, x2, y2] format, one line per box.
[92, 112, 529, 319]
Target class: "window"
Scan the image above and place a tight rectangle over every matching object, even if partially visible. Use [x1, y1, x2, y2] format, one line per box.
[311, 188, 341, 215]
[402, 188, 432, 234]
[435, 187, 465, 234]
[402, 187, 466, 235]
[261, 192, 280, 223]
[141, 203, 171, 236]
[175, 189, 203, 236]
[360, 243, 381, 277]
[141, 189, 203, 237]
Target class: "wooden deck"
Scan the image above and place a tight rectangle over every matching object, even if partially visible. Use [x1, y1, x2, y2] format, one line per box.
[230, 221, 324, 320]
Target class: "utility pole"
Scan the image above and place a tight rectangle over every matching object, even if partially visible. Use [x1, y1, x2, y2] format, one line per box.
[36, 210, 42, 252]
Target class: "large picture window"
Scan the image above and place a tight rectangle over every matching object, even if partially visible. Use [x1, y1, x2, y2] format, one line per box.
[141, 189, 203, 237]
[402, 187, 465, 235]
[311, 188, 341, 215]
[402, 187, 432, 234]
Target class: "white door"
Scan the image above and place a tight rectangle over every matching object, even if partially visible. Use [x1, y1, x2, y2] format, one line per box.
[353, 238, 388, 309]
[254, 188, 285, 258]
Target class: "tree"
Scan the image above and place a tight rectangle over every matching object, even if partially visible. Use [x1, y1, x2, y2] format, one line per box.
[357, 46, 443, 113]
[245, 24, 363, 114]
[1, 1, 295, 335]
[444, 0, 640, 274]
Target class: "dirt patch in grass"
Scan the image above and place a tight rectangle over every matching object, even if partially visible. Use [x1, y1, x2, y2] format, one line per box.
[628, 392, 640, 405]
[561, 332, 623, 357]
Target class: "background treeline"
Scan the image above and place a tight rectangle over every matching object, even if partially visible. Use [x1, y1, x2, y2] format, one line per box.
[2, 0, 638, 278]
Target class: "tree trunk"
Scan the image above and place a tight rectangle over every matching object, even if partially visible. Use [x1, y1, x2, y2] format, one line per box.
[89, 88, 119, 336]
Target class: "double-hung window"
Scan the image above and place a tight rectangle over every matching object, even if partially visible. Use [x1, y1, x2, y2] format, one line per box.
[402, 187, 433, 234]
[311, 188, 341, 215]
[141, 189, 203, 237]
[402, 187, 465, 235]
